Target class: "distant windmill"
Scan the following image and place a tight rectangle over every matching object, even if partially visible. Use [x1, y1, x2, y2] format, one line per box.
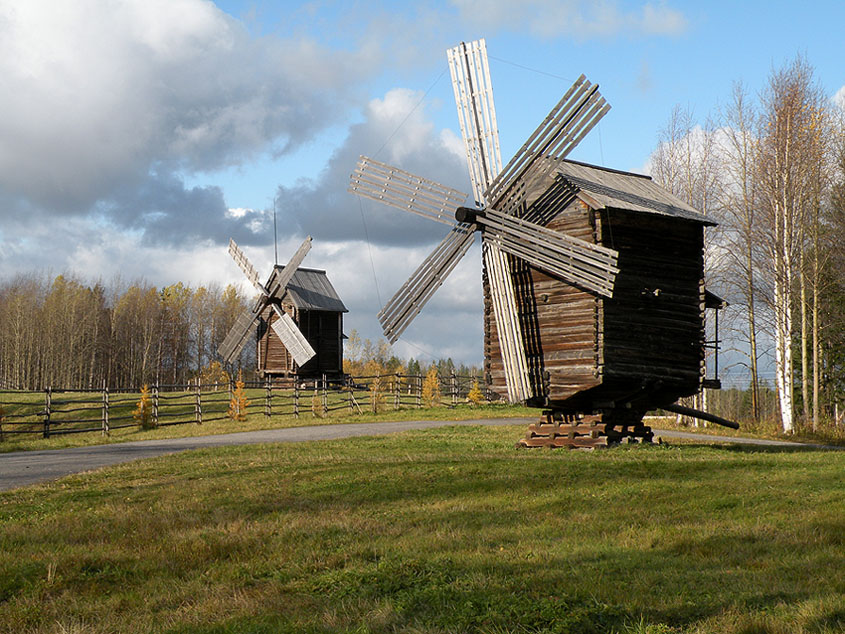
[349, 38, 734, 446]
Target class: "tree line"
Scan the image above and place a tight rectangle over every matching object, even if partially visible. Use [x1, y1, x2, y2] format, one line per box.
[650, 54, 845, 432]
[0, 274, 252, 390]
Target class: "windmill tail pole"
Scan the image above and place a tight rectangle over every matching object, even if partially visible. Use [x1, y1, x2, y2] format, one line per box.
[662, 403, 740, 430]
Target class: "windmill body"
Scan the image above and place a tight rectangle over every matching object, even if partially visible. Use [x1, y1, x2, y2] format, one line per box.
[256, 266, 347, 381]
[349, 38, 730, 446]
[219, 238, 347, 385]
[484, 159, 716, 418]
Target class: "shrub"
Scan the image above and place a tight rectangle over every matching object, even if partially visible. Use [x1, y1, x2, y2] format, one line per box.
[370, 374, 386, 413]
[134, 384, 155, 429]
[422, 367, 441, 407]
[228, 370, 249, 422]
[467, 379, 484, 406]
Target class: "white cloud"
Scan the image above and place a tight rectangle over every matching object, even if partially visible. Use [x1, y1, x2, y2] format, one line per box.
[0, 0, 371, 222]
[449, 0, 688, 39]
[275, 87, 469, 247]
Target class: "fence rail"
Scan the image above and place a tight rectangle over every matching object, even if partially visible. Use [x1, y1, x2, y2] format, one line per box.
[0, 372, 489, 440]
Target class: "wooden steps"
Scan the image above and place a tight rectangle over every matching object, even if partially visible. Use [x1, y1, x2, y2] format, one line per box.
[517, 410, 654, 449]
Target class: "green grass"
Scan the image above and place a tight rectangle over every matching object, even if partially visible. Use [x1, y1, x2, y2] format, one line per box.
[1, 425, 844, 633]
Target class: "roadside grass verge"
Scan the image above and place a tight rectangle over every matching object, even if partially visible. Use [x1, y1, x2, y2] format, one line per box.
[1, 424, 844, 633]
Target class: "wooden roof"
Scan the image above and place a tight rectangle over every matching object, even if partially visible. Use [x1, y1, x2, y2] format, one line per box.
[554, 159, 716, 226]
[268, 266, 348, 313]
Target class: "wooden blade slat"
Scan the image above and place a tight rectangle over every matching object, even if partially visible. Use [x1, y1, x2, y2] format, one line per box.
[478, 208, 618, 296]
[218, 305, 261, 364]
[485, 75, 610, 209]
[267, 236, 312, 299]
[228, 239, 268, 296]
[269, 305, 316, 367]
[448, 38, 503, 204]
[484, 243, 531, 402]
[349, 156, 468, 225]
[378, 225, 476, 343]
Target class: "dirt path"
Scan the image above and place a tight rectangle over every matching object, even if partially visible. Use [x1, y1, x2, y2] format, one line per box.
[0, 420, 838, 492]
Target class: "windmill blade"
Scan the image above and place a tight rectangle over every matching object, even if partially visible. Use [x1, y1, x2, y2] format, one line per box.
[477, 209, 618, 297]
[484, 243, 532, 403]
[218, 305, 261, 364]
[485, 75, 610, 208]
[269, 305, 316, 367]
[378, 224, 475, 343]
[349, 156, 468, 226]
[267, 235, 312, 299]
[228, 238, 269, 296]
[447, 38, 503, 204]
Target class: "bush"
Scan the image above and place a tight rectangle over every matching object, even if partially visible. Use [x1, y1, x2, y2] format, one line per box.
[228, 370, 249, 422]
[422, 367, 441, 407]
[467, 380, 484, 406]
[134, 384, 155, 429]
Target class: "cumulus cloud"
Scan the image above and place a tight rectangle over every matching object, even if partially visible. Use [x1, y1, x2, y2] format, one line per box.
[450, 0, 688, 39]
[0, 0, 372, 234]
[275, 87, 471, 246]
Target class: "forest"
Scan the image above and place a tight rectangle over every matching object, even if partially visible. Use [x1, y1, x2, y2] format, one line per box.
[1, 56, 844, 433]
[0, 277, 252, 390]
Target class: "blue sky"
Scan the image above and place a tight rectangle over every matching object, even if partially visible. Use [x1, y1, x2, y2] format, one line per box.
[2, 0, 844, 366]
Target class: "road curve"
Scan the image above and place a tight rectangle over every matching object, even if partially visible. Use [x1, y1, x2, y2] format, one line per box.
[0, 420, 839, 492]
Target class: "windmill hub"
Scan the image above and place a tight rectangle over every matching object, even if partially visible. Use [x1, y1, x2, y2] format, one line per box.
[455, 206, 483, 226]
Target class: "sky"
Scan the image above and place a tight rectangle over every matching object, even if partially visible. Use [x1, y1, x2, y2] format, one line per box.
[2, 0, 845, 368]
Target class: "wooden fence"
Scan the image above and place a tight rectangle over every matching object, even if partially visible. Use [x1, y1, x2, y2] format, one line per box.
[0, 372, 489, 440]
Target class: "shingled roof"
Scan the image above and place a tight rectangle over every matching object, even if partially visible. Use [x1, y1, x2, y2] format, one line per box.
[554, 159, 716, 226]
[268, 266, 348, 312]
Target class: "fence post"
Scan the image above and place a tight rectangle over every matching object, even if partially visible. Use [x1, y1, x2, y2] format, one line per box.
[322, 374, 328, 416]
[416, 375, 422, 409]
[451, 371, 457, 407]
[294, 381, 299, 418]
[265, 376, 272, 418]
[195, 378, 202, 425]
[152, 382, 159, 426]
[43, 386, 52, 438]
[394, 373, 400, 410]
[102, 380, 109, 436]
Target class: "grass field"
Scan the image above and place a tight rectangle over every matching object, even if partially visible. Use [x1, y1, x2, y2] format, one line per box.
[1, 424, 843, 633]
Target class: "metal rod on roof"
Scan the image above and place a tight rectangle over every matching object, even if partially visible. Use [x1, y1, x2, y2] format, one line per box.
[273, 197, 278, 266]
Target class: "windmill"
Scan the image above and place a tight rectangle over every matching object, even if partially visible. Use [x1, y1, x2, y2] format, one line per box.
[218, 237, 317, 372]
[349, 38, 736, 447]
[351, 40, 617, 403]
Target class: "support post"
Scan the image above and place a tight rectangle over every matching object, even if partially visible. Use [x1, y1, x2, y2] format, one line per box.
[451, 370, 457, 407]
[152, 382, 159, 426]
[43, 386, 52, 439]
[294, 381, 299, 418]
[322, 374, 328, 416]
[195, 378, 202, 425]
[102, 380, 109, 436]
[394, 373, 400, 410]
[265, 376, 272, 418]
[416, 375, 422, 409]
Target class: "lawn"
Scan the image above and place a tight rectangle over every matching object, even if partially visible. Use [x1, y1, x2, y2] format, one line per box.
[1, 425, 843, 633]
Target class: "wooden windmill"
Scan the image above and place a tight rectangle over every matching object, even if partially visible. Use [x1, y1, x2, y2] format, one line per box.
[218, 237, 347, 382]
[349, 39, 733, 446]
